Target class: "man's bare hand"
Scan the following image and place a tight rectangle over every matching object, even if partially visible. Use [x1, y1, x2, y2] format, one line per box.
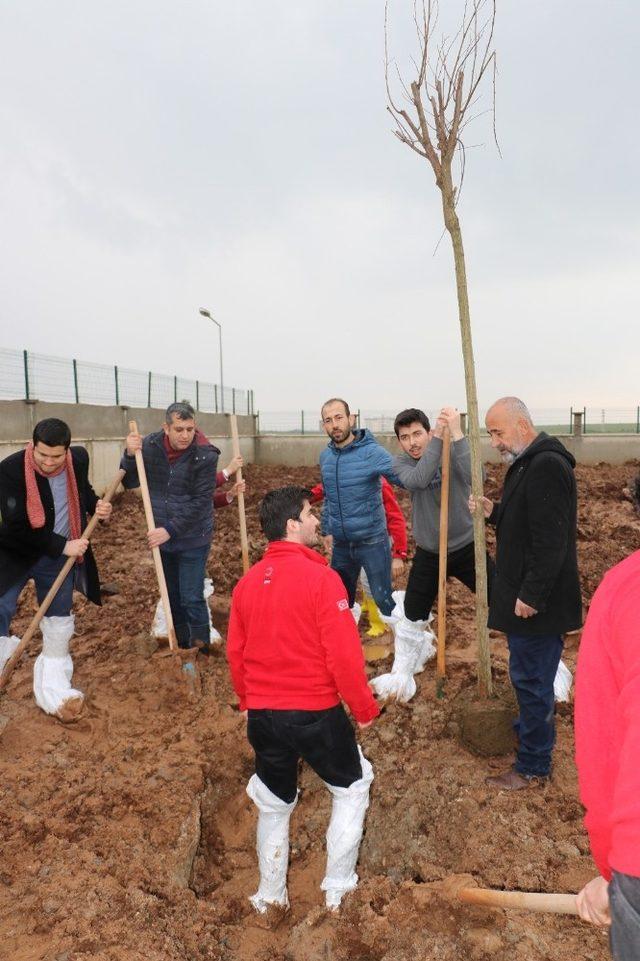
[576, 876, 611, 927]
[224, 454, 244, 476]
[391, 557, 405, 583]
[438, 406, 464, 441]
[469, 494, 493, 518]
[63, 537, 89, 558]
[515, 598, 537, 618]
[126, 432, 142, 456]
[148, 527, 171, 549]
[228, 479, 246, 500]
[95, 499, 112, 521]
[357, 719, 374, 730]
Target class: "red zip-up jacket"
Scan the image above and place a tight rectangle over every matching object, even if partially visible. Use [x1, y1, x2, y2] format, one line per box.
[227, 540, 380, 724]
[575, 549, 640, 880]
[310, 479, 407, 559]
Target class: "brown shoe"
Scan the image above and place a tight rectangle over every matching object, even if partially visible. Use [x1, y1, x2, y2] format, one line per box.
[485, 768, 546, 791]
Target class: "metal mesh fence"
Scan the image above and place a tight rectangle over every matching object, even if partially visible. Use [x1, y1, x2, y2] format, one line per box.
[0, 347, 254, 414]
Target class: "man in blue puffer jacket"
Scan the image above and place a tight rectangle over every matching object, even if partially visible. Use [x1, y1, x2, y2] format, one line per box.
[320, 398, 401, 617]
[121, 401, 220, 652]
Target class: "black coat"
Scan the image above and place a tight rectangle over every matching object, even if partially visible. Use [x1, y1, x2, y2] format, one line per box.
[487, 433, 582, 636]
[0, 446, 102, 604]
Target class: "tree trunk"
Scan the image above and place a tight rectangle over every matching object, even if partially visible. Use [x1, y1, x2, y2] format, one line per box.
[440, 169, 493, 698]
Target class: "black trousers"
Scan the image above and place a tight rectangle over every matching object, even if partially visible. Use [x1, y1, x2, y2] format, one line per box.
[404, 541, 495, 622]
[247, 704, 363, 803]
[610, 871, 640, 960]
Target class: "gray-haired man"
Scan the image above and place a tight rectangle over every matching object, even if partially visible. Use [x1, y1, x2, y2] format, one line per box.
[122, 402, 220, 652]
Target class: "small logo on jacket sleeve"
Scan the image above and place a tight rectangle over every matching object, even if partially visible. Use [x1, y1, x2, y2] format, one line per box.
[337, 598, 349, 612]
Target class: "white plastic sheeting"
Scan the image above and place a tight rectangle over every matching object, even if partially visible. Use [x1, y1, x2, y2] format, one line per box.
[351, 601, 362, 625]
[554, 659, 573, 702]
[33, 615, 84, 718]
[0, 635, 20, 673]
[151, 577, 221, 644]
[321, 748, 374, 909]
[246, 774, 298, 913]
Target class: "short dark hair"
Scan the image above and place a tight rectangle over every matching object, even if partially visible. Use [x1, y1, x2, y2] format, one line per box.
[259, 485, 312, 541]
[33, 418, 71, 449]
[394, 408, 430, 438]
[166, 401, 195, 423]
[321, 397, 350, 418]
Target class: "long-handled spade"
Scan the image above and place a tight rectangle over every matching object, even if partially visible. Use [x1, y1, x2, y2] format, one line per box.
[436, 427, 451, 699]
[0, 467, 127, 692]
[440, 875, 579, 915]
[229, 414, 250, 574]
[128, 421, 178, 654]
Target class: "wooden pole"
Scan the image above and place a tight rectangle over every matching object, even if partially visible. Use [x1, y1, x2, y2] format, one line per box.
[436, 427, 451, 697]
[128, 420, 178, 652]
[229, 414, 250, 573]
[0, 467, 126, 691]
[458, 887, 578, 916]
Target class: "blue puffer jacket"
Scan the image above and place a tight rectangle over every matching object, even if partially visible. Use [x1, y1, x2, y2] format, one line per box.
[121, 431, 220, 552]
[319, 429, 401, 543]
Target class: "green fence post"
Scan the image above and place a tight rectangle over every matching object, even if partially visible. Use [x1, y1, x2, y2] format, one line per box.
[196, 380, 200, 411]
[257, 411, 260, 434]
[114, 366, 120, 405]
[583, 406, 586, 434]
[73, 359, 79, 403]
[569, 407, 573, 434]
[214, 385, 218, 413]
[301, 410, 305, 435]
[247, 392, 250, 415]
[637, 406, 639, 434]
[232, 388, 236, 414]
[23, 349, 30, 400]
[174, 376, 177, 403]
[147, 371, 152, 408]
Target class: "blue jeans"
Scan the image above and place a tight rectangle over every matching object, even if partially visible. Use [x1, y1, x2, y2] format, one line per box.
[0, 554, 74, 636]
[331, 536, 394, 617]
[610, 871, 640, 960]
[160, 545, 210, 649]
[507, 632, 563, 777]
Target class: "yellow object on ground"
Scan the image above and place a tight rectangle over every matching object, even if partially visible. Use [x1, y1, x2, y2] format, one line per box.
[361, 593, 388, 637]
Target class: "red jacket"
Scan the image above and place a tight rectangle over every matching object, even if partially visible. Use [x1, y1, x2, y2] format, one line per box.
[227, 540, 380, 724]
[310, 479, 407, 559]
[575, 549, 640, 880]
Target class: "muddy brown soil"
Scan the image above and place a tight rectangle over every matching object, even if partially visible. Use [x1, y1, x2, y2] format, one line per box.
[1, 460, 638, 961]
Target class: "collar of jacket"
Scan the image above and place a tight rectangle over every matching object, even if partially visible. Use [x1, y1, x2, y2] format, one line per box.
[328, 427, 372, 453]
[264, 540, 329, 566]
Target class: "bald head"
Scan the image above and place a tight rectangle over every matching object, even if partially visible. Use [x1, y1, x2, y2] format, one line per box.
[485, 397, 538, 464]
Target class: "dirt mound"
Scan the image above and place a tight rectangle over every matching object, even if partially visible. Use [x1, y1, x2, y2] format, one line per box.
[1, 460, 637, 960]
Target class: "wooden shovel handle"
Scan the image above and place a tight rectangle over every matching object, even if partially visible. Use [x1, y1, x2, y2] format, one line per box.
[129, 421, 177, 651]
[436, 427, 451, 685]
[0, 467, 126, 691]
[458, 887, 579, 915]
[229, 414, 250, 573]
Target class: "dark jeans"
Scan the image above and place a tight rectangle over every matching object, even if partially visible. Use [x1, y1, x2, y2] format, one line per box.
[160, 545, 210, 649]
[404, 541, 495, 622]
[610, 871, 640, 960]
[331, 536, 394, 616]
[247, 704, 363, 803]
[507, 632, 563, 777]
[0, 554, 74, 636]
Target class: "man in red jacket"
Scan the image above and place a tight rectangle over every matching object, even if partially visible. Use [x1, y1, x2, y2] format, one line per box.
[574, 546, 640, 955]
[227, 485, 379, 914]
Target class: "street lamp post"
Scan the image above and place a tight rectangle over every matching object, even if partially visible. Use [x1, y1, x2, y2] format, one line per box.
[199, 307, 224, 412]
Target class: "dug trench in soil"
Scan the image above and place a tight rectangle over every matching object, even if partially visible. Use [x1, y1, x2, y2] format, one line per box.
[0, 460, 638, 961]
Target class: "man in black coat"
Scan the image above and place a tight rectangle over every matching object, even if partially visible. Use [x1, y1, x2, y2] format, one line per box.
[473, 397, 582, 790]
[122, 401, 219, 653]
[0, 418, 111, 718]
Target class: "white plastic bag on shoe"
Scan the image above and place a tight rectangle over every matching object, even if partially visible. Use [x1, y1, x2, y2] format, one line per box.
[246, 774, 298, 912]
[322, 748, 374, 909]
[351, 601, 362, 625]
[33, 615, 84, 719]
[554, 659, 573, 702]
[0, 635, 20, 673]
[151, 578, 222, 644]
[371, 613, 433, 702]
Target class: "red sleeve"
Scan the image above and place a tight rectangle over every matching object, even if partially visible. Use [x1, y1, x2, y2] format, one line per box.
[213, 491, 230, 508]
[575, 574, 640, 881]
[216, 471, 226, 488]
[381, 478, 407, 558]
[315, 570, 380, 724]
[226, 585, 248, 710]
[310, 483, 324, 505]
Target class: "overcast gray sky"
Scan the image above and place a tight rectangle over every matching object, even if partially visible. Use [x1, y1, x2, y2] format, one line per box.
[1, 1, 638, 414]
